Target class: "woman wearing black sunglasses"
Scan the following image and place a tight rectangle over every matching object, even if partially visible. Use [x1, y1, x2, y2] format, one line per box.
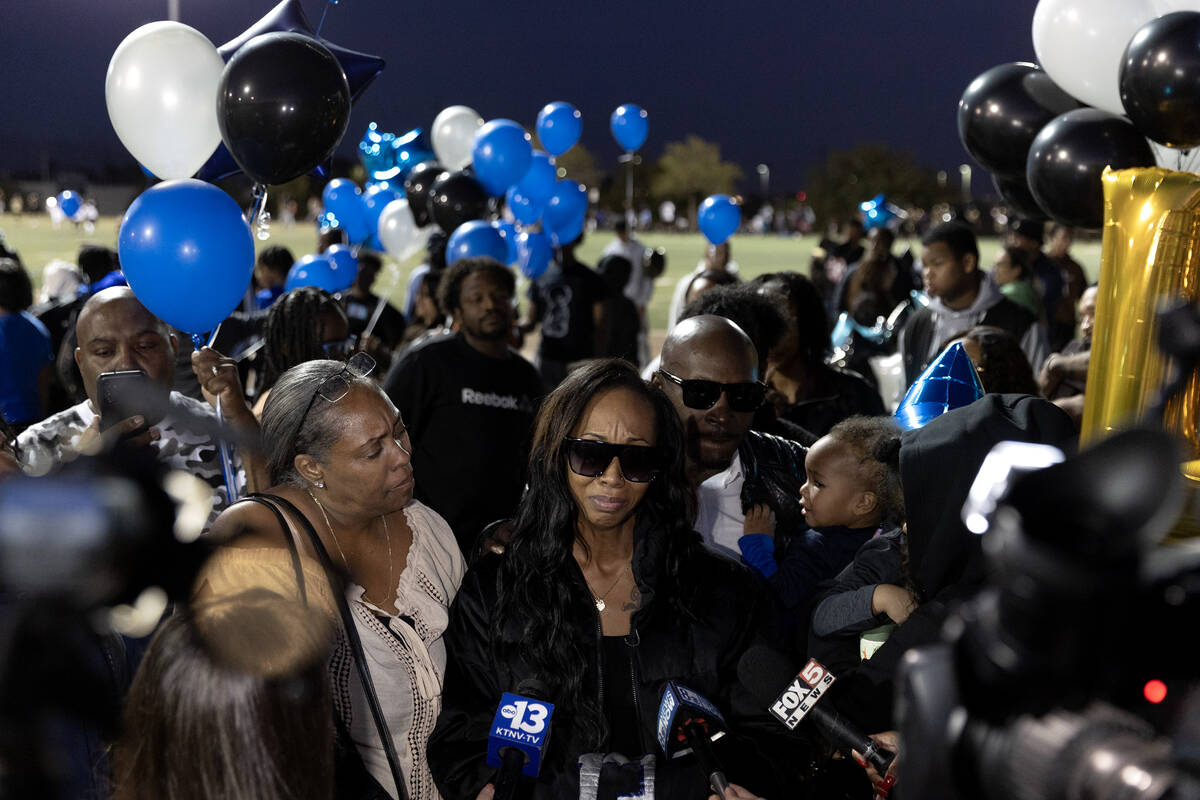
[428, 359, 773, 799]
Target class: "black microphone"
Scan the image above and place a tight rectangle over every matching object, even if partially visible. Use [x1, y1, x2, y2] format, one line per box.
[737, 646, 896, 778]
[655, 681, 731, 798]
[486, 680, 555, 800]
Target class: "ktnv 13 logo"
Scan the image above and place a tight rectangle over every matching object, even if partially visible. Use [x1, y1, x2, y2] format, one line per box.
[492, 693, 553, 745]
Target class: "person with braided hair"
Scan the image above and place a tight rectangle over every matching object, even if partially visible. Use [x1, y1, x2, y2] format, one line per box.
[253, 287, 350, 417]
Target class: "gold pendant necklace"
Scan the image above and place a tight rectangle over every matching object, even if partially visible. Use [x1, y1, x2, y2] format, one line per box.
[588, 564, 629, 612]
[307, 489, 394, 608]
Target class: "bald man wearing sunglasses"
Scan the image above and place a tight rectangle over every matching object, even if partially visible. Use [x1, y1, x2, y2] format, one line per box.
[651, 315, 808, 563]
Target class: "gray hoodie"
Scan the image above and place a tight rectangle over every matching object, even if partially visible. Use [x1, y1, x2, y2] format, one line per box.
[902, 274, 1048, 374]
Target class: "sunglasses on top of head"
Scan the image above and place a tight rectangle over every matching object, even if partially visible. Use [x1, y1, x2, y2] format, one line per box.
[563, 438, 664, 483]
[656, 368, 766, 413]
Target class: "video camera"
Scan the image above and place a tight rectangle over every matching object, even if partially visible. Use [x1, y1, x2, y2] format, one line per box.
[895, 300, 1200, 800]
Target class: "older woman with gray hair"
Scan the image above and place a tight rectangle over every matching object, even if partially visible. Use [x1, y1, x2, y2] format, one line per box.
[200, 353, 465, 800]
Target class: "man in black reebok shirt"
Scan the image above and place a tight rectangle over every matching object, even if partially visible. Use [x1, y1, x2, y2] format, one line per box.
[383, 257, 544, 555]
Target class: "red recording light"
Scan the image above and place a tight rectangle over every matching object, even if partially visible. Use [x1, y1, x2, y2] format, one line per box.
[1144, 679, 1168, 704]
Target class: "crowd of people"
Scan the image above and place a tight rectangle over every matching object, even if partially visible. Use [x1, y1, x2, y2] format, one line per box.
[0, 212, 1097, 799]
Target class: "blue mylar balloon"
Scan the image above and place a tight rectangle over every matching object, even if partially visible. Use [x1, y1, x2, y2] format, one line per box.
[472, 119, 534, 197]
[363, 183, 402, 240]
[117, 179, 254, 334]
[58, 191, 82, 218]
[285, 253, 343, 293]
[517, 150, 557, 203]
[610, 104, 649, 152]
[893, 343, 985, 431]
[447, 219, 509, 266]
[516, 231, 553, 279]
[505, 185, 545, 226]
[697, 194, 741, 246]
[544, 179, 587, 232]
[493, 220, 518, 266]
[322, 178, 369, 244]
[324, 244, 359, 291]
[389, 127, 434, 182]
[536, 101, 582, 157]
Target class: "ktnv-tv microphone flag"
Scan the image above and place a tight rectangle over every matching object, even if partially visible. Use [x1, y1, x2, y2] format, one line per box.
[655, 681, 731, 798]
[737, 646, 896, 782]
[487, 684, 555, 800]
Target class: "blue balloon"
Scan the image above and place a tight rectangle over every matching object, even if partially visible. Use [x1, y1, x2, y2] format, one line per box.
[516, 231, 553, 279]
[117, 179, 254, 334]
[547, 213, 584, 248]
[324, 244, 359, 291]
[544, 179, 587, 232]
[58, 190, 81, 218]
[322, 178, 369, 243]
[536, 101, 582, 157]
[493, 220, 518, 266]
[285, 253, 342, 293]
[363, 183, 402, 239]
[358, 122, 394, 179]
[894, 343, 985, 431]
[610, 104, 649, 152]
[472, 119, 533, 197]
[505, 186, 545, 225]
[697, 194, 741, 245]
[447, 219, 509, 266]
[389, 127, 435, 182]
[517, 150, 557, 202]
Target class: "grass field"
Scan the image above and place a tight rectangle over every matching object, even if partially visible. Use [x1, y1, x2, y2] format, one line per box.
[0, 212, 1103, 333]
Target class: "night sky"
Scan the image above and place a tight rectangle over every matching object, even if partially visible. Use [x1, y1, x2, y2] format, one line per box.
[0, 0, 1042, 193]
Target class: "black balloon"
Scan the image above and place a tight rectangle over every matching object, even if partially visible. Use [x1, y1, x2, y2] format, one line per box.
[403, 161, 444, 228]
[1026, 109, 1156, 229]
[217, 33, 350, 186]
[992, 174, 1046, 222]
[427, 170, 489, 233]
[958, 62, 1081, 177]
[1121, 11, 1200, 149]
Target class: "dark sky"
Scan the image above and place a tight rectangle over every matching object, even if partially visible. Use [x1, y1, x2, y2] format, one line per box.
[0, 0, 1042, 193]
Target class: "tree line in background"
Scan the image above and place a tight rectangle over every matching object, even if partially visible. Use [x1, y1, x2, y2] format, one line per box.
[2, 137, 956, 231]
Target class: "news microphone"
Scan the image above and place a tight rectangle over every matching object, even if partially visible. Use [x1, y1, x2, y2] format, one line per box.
[486, 680, 555, 800]
[655, 681, 731, 798]
[737, 646, 896, 779]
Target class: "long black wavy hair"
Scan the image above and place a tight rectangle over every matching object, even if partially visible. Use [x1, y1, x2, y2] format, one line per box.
[492, 358, 700, 750]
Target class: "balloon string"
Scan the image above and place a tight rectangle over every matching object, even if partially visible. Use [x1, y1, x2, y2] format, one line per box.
[248, 185, 271, 241]
[316, 0, 337, 37]
[214, 396, 240, 504]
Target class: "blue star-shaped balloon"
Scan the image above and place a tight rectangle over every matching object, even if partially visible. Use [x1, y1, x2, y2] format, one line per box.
[860, 193, 905, 230]
[894, 342, 985, 431]
[359, 124, 435, 182]
[196, 0, 385, 182]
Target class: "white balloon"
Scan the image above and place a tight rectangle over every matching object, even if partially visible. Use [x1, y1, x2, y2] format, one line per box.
[431, 105, 484, 170]
[378, 199, 429, 261]
[1032, 0, 1163, 114]
[105, 22, 224, 180]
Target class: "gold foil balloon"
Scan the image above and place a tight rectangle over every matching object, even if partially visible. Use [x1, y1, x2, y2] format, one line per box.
[1083, 167, 1200, 538]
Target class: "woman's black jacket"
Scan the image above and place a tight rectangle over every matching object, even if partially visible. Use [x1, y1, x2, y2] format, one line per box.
[427, 514, 778, 799]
